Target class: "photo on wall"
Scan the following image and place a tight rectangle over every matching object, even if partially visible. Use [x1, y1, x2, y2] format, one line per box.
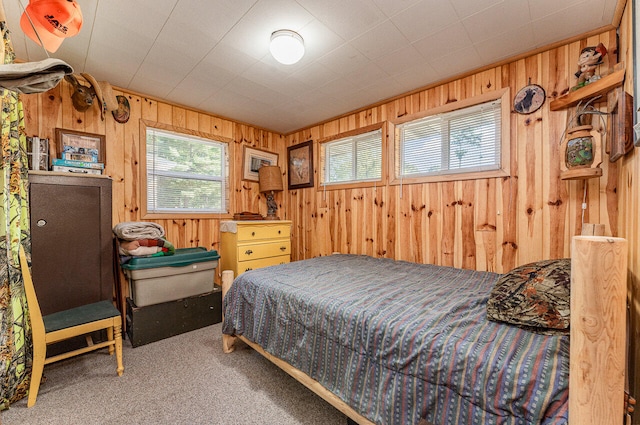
[242, 146, 278, 182]
[287, 140, 314, 190]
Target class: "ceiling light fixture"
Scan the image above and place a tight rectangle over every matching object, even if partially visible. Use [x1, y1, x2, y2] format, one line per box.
[269, 30, 305, 65]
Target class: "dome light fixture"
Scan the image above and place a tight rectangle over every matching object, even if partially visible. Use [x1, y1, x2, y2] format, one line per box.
[269, 30, 305, 65]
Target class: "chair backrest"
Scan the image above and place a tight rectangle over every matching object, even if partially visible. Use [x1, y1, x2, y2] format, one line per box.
[18, 245, 46, 338]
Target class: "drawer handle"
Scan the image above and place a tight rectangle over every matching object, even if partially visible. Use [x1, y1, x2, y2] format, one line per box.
[245, 249, 253, 255]
[251, 231, 255, 236]
[280, 246, 286, 251]
[245, 267, 253, 272]
[278, 230, 281, 234]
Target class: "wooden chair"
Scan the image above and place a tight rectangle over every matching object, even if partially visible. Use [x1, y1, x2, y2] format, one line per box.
[18, 245, 124, 407]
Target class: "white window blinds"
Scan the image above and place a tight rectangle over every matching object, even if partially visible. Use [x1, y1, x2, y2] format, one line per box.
[146, 128, 227, 214]
[399, 99, 501, 177]
[323, 129, 382, 184]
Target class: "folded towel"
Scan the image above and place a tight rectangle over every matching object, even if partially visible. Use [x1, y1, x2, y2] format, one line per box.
[118, 238, 176, 259]
[119, 238, 164, 252]
[121, 245, 163, 257]
[113, 221, 165, 241]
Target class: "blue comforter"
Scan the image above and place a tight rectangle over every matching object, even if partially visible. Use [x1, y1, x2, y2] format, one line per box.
[223, 254, 569, 425]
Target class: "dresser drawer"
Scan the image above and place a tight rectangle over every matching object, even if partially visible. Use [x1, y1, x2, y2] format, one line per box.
[238, 255, 290, 273]
[236, 223, 290, 241]
[220, 220, 292, 278]
[237, 240, 290, 261]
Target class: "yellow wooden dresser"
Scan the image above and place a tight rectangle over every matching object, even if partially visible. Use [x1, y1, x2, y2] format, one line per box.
[219, 220, 291, 277]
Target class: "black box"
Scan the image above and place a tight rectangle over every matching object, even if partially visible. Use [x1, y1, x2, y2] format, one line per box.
[126, 287, 222, 347]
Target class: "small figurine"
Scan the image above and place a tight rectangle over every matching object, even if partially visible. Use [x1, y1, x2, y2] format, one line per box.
[572, 43, 607, 90]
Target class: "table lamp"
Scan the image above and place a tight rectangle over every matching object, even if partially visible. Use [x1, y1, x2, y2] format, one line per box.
[258, 165, 283, 220]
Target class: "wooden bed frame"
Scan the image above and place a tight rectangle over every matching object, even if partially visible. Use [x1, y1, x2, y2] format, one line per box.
[221, 236, 628, 425]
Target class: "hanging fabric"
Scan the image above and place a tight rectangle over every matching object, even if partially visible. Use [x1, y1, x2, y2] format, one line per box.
[0, 1, 32, 410]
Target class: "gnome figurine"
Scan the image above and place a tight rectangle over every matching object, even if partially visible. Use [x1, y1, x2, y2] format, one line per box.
[573, 43, 607, 90]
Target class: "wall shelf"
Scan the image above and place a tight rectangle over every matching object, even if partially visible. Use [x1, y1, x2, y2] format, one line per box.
[550, 62, 625, 111]
[560, 167, 603, 180]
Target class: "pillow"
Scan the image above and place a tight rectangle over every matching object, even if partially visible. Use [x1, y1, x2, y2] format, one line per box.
[486, 259, 571, 335]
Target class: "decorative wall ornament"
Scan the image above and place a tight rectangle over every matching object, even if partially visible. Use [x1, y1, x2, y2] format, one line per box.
[514, 81, 545, 114]
[242, 146, 278, 182]
[571, 43, 607, 91]
[112, 95, 130, 124]
[559, 97, 605, 180]
[606, 86, 634, 161]
[287, 140, 314, 190]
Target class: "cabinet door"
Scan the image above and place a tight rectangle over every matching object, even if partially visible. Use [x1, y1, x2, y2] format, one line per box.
[29, 174, 114, 315]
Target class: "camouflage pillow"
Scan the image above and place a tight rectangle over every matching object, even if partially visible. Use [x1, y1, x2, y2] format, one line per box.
[486, 259, 571, 335]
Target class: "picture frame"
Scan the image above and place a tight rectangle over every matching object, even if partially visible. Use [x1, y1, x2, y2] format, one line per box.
[242, 146, 279, 182]
[287, 140, 314, 189]
[606, 86, 634, 162]
[55, 128, 106, 164]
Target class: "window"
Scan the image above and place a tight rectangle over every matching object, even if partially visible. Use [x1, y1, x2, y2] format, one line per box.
[145, 126, 228, 215]
[320, 127, 382, 186]
[393, 88, 510, 183]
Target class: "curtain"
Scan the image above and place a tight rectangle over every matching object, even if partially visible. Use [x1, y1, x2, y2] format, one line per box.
[0, 6, 32, 409]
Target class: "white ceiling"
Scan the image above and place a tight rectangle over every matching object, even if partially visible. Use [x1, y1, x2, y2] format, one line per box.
[3, 0, 621, 134]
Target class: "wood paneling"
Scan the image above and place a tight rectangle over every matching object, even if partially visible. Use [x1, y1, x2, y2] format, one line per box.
[22, 82, 285, 286]
[619, 2, 640, 422]
[286, 30, 621, 274]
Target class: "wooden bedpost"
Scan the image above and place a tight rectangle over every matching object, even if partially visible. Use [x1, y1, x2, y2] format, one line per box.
[569, 236, 627, 425]
[221, 270, 238, 353]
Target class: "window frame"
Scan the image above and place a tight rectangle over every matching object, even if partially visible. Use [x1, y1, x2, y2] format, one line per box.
[389, 88, 511, 185]
[140, 120, 234, 219]
[317, 123, 387, 191]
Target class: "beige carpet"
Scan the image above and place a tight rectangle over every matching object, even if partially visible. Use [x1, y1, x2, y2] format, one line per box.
[1, 323, 347, 425]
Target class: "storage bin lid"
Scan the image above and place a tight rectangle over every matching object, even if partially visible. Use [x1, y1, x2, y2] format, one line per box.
[121, 247, 220, 270]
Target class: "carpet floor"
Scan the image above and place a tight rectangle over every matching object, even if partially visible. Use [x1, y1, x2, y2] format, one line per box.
[1, 323, 348, 425]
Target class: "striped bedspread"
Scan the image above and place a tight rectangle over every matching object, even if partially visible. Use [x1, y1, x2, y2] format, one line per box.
[222, 254, 569, 425]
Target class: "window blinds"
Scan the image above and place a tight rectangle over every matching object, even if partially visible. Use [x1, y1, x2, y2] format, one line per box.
[399, 99, 501, 177]
[146, 128, 227, 213]
[324, 129, 382, 184]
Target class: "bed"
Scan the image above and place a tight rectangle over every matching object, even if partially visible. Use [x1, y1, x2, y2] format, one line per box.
[221, 236, 628, 425]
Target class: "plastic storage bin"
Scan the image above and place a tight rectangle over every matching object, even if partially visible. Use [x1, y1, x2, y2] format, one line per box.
[121, 247, 220, 307]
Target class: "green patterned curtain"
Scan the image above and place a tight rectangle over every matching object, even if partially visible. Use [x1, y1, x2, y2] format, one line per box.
[0, 11, 32, 409]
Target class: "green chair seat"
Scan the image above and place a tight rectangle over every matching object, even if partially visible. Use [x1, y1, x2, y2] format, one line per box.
[43, 301, 120, 333]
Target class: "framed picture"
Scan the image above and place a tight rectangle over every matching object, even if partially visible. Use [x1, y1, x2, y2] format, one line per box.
[606, 87, 634, 162]
[287, 140, 314, 189]
[55, 128, 106, 164]
[242, 146, 279, 182]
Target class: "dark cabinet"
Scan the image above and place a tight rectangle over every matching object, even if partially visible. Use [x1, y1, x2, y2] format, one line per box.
[28, 171, 115, 315]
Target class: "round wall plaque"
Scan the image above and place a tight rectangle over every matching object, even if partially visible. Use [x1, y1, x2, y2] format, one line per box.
[513, 84, 546, 114]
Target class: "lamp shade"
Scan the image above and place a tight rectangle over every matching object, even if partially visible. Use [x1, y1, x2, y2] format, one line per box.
[259, 166, 283, 193]
[269, 30, 304, 65]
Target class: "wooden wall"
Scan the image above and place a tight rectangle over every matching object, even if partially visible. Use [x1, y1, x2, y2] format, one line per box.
[18, 29, 625, 279]
[19, 30, 624, 274]
[619, 1, 640, 419]
[286, 31, 620, 273]
[20, 82, 286, 284]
